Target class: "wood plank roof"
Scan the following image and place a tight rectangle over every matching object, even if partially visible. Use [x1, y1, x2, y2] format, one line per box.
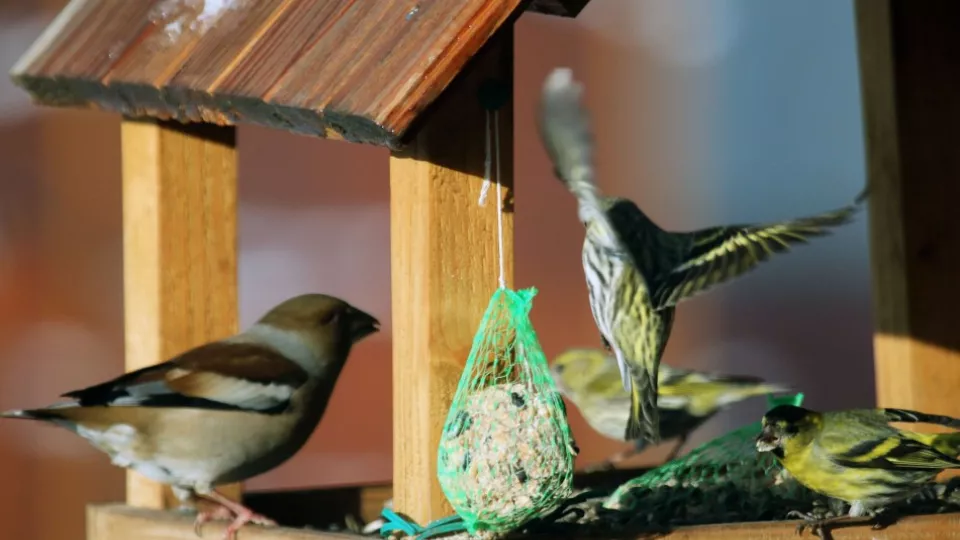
[11, 0, 591, 149]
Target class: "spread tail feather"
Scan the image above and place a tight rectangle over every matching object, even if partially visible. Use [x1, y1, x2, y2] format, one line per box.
[626, 371, 660, 444]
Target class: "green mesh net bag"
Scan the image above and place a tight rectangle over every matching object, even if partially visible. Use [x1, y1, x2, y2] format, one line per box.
[436, 287, 578, 536]
[597, 392, 825, 528]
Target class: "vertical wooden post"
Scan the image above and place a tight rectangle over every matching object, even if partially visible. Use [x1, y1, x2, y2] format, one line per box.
[121, 119, 242, 508]
[855, 2, 960, 419]
[390, 29, 515, 522]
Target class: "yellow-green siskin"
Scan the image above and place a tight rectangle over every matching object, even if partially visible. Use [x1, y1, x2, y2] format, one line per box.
[537, 67, 864, 447]
[757, 404, 960, 532]
[551, 348, 789, 468]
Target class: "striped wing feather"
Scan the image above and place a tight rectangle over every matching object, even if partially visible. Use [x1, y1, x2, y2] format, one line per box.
[831, 436, 960, 470]
[61, 342, 309, 414]
[651, 203, 860, 309]
[880, 408, 960, 429]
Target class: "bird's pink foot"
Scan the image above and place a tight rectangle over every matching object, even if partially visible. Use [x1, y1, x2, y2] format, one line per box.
[194, 505, 234, 537]
[222, 508, 277, 540]
[193, 490, 278, 540]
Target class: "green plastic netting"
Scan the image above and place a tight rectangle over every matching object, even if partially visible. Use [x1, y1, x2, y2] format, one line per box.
[598, 392, 824, 527]
[437, 287, 578, 536]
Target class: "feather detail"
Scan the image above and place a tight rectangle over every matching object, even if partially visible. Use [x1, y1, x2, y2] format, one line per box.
[62, 341, 309, 414]
[832, 436, 960, 470]
[879, 408, 960, 429]
[651, 202, 862, 309]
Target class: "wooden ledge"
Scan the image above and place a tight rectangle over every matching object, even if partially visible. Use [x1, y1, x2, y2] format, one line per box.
[87, 504, 960, 540]
[87, 504, 359, 540]
[644, 513, 960, 539]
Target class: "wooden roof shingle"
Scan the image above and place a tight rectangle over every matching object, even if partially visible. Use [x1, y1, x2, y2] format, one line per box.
[12, 0, 591, 149]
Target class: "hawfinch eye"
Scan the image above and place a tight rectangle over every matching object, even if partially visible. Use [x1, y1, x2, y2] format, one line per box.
[319, 309, 341, 326]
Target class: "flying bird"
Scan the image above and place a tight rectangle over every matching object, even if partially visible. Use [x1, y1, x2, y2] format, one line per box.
[537, 67, 865, 447]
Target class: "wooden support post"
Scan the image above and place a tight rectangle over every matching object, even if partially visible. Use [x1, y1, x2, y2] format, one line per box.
[389, 29, 515, 522]
[121, 118, 241, 508]
[855, 2, 960, 418]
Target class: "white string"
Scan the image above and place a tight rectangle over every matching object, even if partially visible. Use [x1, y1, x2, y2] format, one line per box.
[494, 110, 505, 289]
[478, 111, 493, 206]
[478, 109, 506, 289]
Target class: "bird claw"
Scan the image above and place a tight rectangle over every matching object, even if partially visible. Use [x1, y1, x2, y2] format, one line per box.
[792, 520, 824, 538]
[867, 509, 896, 531]
[194, 506, 234, 537]
[786, 510, 832, 538]
[193, 503, 277, 540]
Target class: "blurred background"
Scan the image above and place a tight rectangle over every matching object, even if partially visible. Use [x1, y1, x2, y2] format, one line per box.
[0, 1, 872, 538]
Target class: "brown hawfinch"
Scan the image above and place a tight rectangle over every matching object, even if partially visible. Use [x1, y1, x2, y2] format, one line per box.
[3, 293, 379, 539]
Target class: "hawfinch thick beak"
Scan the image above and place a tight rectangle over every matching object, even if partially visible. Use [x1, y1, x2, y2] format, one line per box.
[755, 425, 778, 453]
[348, 309, 380, 341]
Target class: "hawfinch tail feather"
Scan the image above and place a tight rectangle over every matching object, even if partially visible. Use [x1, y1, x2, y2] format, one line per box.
[62, 342, 310, 414]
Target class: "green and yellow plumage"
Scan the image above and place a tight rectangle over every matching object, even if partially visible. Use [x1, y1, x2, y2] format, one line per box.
[537, 68, 864, 446]
[757, 404, 960, 519]
[551, 348, 789, 465]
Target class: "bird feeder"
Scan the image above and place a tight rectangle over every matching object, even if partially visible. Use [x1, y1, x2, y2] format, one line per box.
[10, 0, 960, 539]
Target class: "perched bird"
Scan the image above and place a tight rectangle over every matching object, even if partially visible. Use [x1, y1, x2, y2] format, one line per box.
[756, 404, 960, 533]
[536, 67, 865, 447]
[551, 348, 789, 469]
[2, 293, 379, 540]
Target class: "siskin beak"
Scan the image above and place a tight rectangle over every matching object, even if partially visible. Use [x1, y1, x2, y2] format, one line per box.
[755, 429, 778, 453]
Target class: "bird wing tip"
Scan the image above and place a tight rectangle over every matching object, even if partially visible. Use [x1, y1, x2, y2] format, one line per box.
[2, 401, 78, 419]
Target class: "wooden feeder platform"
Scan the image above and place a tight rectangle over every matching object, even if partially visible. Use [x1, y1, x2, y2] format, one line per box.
[10, 0, 960, 539]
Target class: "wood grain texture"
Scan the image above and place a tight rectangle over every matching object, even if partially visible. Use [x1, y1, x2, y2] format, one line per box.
[121, 118, 240, 508]
[10, 0, 589, 148]
[86, 504, 960, 540]
[390, 27, 514, 523]
[855, 2, 960, 423]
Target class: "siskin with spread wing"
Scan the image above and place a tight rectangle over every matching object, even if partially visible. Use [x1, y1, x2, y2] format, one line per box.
[536, 67, 864, 447]
[757, 404, 960, 533]
[551, 347, 789, 469]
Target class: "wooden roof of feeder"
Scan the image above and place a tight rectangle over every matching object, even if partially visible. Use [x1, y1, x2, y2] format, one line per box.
[12, 0, 589, 149]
